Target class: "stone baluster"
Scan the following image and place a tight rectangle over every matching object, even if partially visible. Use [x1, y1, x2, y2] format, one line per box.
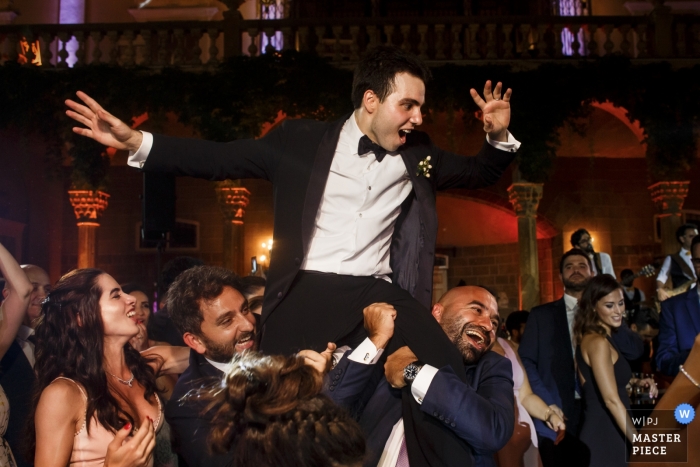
[603, 24, 614, 56]
[418, 25, 429, 60]
[536, 23, 548, 58]
[248, 28, 260, 56]
[450, 25, 463, 60]
[519, 24, 531, 58]
[485, 23, 497, 58]
[57, 31, 70, 68]
[649, 181, 691, 256]
[508, 182, 544, 311]
[502, 24, 514, 59]
[552, 23, 563, 58]
[5, 33, 18, 63]
[73, 30, 87, 66]
[67, 190, 110, 269]
[570, 24, 581, 57]
[383, 25, 395, 46]
[435, 24, 446, 59]
[468, 23, 480, 59]
[332, 25, 343, 61]
[123, 29, 136, 67]
[587, 23, 599, 57]
[675, 23, 686, 57]
[207, 28, 220, 67]
[349, 26, 360, 60]
[190, 28, 203, 66]
[636, 23, 648, 58]
[157, 29, 169, 66]
[692, 24, 700, 56]
[39, 31, 54, 67]
[282, 26, 294, 51]
[400, 25, 411, 53]
[172, 28, 185, 65]
[366, 25, 378, 50]
[314, 26, 325, 55]
[107, 30, 119, 65]
[90, 31, 103, 65]
[298, 26, 310, 52]
[214, 181, 251, 274]
[619, 24, 631, 57]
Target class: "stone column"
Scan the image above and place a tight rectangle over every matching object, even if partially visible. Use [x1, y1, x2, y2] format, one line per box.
[508, 182, 543, 311]
[67, 190, 110, 268]
[214, 180, 250, 274]
[648, 181, 690, 256]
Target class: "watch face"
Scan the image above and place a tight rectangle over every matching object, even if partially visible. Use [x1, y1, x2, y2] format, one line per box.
[404, 364, 419, 381]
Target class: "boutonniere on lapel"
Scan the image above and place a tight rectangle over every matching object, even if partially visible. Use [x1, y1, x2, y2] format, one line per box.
[416, 155, 432, 178]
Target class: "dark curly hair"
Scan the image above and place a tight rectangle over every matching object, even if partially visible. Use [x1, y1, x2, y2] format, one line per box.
[206, 352, 366, 467]
[351, 45, 432, 109]
[25, 269, 160, 460]
[573, 274, 623, 344]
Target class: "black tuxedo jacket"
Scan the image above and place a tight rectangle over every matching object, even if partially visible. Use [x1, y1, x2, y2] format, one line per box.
[326, 350, 514, 467]
[145, 116, 516, 327]
[518, 297, 643, 440]
[0, 341, 36, 467]
[164, 350, 230, 467]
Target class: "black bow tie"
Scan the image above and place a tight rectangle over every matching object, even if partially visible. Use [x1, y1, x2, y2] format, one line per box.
[358, 135, 388, 163]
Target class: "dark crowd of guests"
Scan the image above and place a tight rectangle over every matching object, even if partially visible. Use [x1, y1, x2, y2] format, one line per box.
[1, 238, 700, 467]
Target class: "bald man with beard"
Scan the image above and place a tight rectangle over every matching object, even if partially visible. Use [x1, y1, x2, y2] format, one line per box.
[326, 286, 515, 467]
[0, 264, 50, 467]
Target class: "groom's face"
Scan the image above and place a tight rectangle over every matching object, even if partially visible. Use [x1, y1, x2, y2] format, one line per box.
[369, 72, 425, 152]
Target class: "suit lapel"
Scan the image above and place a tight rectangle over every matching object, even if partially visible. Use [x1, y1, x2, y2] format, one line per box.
[686, 286, 700, 334]
[301, 114, 351, 256]
[401, 145, 433, 203]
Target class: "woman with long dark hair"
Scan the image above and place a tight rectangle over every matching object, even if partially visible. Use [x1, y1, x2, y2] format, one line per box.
[573, 274, 657, 467]
[27, 269, 189, 467]
[207, 352, 366, 467]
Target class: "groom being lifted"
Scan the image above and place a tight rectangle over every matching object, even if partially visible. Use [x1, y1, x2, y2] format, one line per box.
[67, 46, 520, 465]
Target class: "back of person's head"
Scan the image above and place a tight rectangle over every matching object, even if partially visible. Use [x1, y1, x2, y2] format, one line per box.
[559, 248, 592, 273]
[570, 228, 590, 248]
[351, 45, 432, 109]
[631, 307, 660, 331]
[620, 269, 634, 282]
[208, 352, 366, 467]
[121, 282, 148, 296]
[573, 274, 622, 343]
[162, 256, 205, 292]
[676, 223, 698, 244]
[167, 266, 242, 336]
[692, 234, 700, 255]
[28, 268, 159, 460]
[505, 310, 529, 333]
[239, 275, 266, 299]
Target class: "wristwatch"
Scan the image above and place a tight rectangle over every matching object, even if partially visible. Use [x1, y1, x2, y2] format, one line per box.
[403, 361, 425, 386]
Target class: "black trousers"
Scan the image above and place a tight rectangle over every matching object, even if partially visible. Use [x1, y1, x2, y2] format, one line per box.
[538, 400, 590, 467]
[259, 271, 473, 466]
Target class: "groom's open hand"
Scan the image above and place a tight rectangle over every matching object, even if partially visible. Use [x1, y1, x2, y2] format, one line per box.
[469, 80, 512, 142]
[65, 91, 143, 152]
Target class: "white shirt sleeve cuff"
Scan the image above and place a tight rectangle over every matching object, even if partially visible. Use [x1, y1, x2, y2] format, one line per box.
[127, 131, 154, 168]
[347, 338, 384, 365]
[486, 130, 520, 153]
[410, 364, 439, 404]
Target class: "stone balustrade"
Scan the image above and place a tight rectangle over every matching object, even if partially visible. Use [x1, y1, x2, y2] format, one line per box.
[1, 12, 699, 68]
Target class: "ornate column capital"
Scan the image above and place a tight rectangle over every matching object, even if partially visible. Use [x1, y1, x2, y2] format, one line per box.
[648, 181, 689, 216]
[67, 190, 110, 226]
[214, 180, 250, 225]
[508, 183, 543, 218]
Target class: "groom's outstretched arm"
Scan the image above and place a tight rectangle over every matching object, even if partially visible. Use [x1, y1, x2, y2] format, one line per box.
[66, 90, 282, 181]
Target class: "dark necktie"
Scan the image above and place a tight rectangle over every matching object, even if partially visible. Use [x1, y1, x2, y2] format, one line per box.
[358, 135, 388, 162]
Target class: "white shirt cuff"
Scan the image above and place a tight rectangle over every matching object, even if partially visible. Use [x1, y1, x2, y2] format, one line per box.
[486, 130, 520, 153]
[127, 131, 154, 168]
[410, 364, 439, 404]
[347, 338, 384, 365]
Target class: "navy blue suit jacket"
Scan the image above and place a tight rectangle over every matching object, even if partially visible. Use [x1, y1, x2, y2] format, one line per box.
[164, 350, 231, 467]
[326, 349, 514, 467]
[657, 286, 700, 376]
[518, 297, 643, 440]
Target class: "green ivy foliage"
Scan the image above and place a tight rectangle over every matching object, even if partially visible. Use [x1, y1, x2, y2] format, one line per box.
[0, 52, 698, 189]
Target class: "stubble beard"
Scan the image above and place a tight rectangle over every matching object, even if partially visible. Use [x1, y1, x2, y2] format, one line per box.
[441, 315, 492, 365]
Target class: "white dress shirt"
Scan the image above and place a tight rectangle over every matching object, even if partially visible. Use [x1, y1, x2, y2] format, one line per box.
[589, 252, 615, 278]
[127, 114, 520, 279]
[563, 293, 581, 399]
[657, 247, 697, 285]
[334, 338, 438, 467]
[16, 324, 35, 368]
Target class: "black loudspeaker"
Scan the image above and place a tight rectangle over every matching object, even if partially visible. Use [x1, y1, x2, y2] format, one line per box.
[141, 172, 176, 239]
